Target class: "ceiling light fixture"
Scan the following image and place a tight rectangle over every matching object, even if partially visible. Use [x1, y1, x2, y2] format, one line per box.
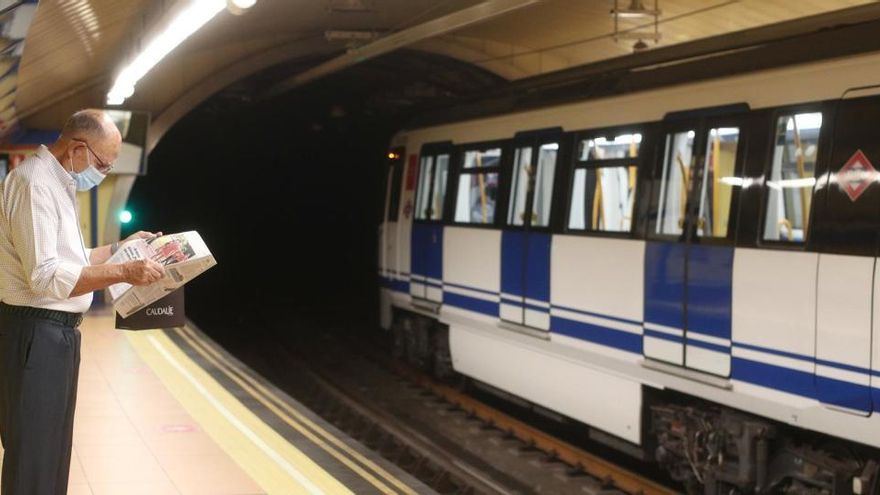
[611, 0, 661, 49]
[107, 0, 239, 106]
[610, 0, 660, 18]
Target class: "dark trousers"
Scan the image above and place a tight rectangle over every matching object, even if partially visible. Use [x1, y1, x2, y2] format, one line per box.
[0, 312, 81, 495]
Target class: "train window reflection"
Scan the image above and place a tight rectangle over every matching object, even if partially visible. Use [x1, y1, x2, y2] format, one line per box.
[531, 143, 558, 228]
[430, 154, 450, 220]
[579, 133, 642, 160]
[696, 127, 740, 238]
[656, 131, 694, 236]
[762, 112, 822, 243]
[455, 146, 502, 225]
[463, 148, 501, 168]
[414, 156, 434, 220]
[507, 147, 532, 226]
[455, 173, 499, 224]
[568, 166, 637, 232]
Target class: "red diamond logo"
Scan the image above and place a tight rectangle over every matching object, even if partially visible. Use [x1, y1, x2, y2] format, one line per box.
[838, 149, 876, 202]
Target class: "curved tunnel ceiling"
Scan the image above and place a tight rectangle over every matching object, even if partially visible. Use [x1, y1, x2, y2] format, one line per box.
[14, 0, 876, 148]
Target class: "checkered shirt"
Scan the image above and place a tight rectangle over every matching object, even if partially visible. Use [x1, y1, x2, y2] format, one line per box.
[0, 145, 93, 312]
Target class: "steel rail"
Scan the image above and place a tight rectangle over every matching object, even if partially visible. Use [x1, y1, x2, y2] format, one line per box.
[390, 361, 678, 495]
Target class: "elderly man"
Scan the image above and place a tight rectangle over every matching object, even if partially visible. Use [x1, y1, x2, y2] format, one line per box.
[0, 109, 165, 495]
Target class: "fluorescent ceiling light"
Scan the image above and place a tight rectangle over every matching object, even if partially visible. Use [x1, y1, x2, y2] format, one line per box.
[106, 0, 227, 105]
[592, 133, 642, 146]
[710, 127, 740, 137]
[720, 177, 743, 187]
[767, 177, 816, 190]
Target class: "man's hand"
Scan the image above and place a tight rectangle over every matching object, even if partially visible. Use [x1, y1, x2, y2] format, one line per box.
[124, 230, 162, 243]
[123, 259, 165, 286]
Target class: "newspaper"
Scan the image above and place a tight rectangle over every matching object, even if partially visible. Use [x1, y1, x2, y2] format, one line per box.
[107, 231, 217, 318]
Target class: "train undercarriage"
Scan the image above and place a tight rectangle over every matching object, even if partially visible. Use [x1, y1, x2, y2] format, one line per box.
[389, 308, 880, 495]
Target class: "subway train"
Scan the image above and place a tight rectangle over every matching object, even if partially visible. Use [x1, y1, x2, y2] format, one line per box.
[376, 47, 880, 494]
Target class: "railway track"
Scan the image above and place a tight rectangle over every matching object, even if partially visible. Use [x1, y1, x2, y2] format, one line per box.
[250, 328, 681, 495]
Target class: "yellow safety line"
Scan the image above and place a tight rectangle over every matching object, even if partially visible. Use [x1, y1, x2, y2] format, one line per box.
[178, 325, 417, 495]
[127, 330, 353, 495]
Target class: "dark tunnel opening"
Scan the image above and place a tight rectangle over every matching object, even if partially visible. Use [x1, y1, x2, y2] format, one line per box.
[122, 50, 503, 354]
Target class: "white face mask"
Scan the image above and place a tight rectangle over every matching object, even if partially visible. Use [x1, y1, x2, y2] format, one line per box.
[68, 143, 107, 191]
[71, 164, 106, 191]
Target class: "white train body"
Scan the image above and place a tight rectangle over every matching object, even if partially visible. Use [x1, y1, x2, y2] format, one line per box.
[378, 49, 880, 492]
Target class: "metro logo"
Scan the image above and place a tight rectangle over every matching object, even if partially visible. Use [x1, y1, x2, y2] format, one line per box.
[838, 149, 876, 202]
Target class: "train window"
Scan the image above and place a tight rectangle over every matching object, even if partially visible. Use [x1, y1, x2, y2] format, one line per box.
[656, 131, 694, 236]
[414, 155, 434, 220]
[507, 143, 558, 227]
[568, 166, 637, 231]
[455, 173, 499, 224]
[454, 147, 502, 225]
[762, 112, 822, 243]
[569, 133, 639, 232]
[430, 154, 450, 220]
[507, 147, 532, 226]
[695, 127, 740, 238]
[531, 143, 558, 228]
[387, 153, 404, 222]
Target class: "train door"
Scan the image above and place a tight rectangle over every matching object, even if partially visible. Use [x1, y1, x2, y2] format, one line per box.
[500, 131, 561, 331]
[410, 144, 452, 304]
[645, 114, 746, 377]
[813, 90, 880, 415]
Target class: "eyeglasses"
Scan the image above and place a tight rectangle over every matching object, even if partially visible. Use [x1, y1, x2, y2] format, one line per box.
[72, 138, 114, 173]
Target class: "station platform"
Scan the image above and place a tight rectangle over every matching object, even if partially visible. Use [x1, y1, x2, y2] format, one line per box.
[0, 309, 433, 495]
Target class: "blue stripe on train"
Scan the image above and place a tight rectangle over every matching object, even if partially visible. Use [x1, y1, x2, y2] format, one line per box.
[644, 329, 681, 344]
[380, 276, 410, 293]
[443, 281, 497, 296]
[735, 341, 874, 380]
[732, 357, 815, 398]
[389, 279, 409, 293]
[388, 275, 876, 411]
[443, 292, 499, 317]
[552, 304, 641, 326]
[524, 302, 550, 313]
[733, 357, 872, 412]
[552, 316, 642, 354]
[685, 338, 730, 355]
[500, 296, 521, 306]
[816, 376, 872, 413]
[644, 330, 730, 354]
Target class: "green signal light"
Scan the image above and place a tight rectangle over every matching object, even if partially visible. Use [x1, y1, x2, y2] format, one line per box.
[119, 210, 133, 224]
